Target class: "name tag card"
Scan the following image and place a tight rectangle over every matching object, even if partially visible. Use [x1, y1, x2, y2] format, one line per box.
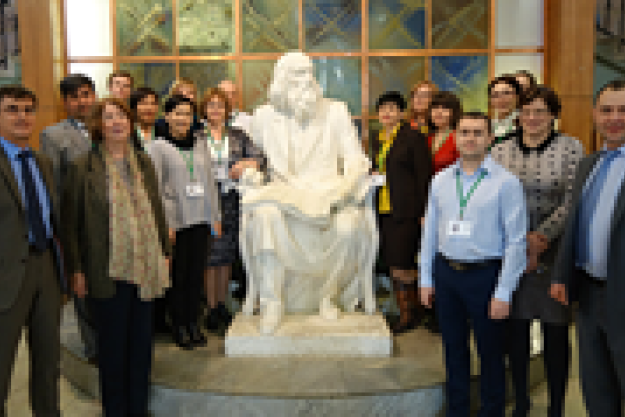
[447, 220, 472, 237]
[216, 165, 229, 181]
[186, 183, 205, 198]
[371, 173, 386, 187]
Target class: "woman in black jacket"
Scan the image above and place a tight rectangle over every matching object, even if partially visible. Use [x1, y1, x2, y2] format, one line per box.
[369, 91, 433, 333]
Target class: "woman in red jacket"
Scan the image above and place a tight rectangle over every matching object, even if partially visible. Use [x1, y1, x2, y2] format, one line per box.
[427, 91, 463, 174]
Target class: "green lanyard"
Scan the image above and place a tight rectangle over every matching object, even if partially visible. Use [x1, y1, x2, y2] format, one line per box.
[455, 170, 487, 220]
[178, 148, 195, 181]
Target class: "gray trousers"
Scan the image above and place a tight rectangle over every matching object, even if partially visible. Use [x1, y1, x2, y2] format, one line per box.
[577, 271, 625, 417]
[0, 248, 62, 417]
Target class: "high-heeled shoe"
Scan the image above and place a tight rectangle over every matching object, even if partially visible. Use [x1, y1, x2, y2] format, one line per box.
[188, 322, 207, 347]
[172, 325, 194, 350]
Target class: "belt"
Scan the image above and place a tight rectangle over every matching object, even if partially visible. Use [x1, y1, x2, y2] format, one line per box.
[438, 253, 501, 272]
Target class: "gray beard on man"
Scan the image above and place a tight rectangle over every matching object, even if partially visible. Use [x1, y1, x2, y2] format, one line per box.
[286, 85, 321, 123]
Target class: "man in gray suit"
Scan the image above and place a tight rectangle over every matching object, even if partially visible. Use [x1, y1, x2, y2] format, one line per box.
[0, 85, 65, 416]
[551, 79, 625, 417]
[40, 74, 97, 362]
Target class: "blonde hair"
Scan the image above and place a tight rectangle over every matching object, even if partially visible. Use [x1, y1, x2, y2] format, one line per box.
[408, 81, 439, 121]
[166, 77, 198, 104]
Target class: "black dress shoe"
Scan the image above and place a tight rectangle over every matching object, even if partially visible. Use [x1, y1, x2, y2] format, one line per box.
[188, 322, 207, 347]
[216, 303, 233, 325]
[391, 320, 413, 335]
[172, 326, 194, 350]
[205, 308, 220, 332]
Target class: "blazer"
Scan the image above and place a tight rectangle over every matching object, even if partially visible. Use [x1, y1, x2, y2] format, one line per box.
[552, 152, 625, 344]
[0, 147, 66, 311]
[61, 145, 172, 299]
[39, 119, 92, 204]
[369, 122, 433, 220]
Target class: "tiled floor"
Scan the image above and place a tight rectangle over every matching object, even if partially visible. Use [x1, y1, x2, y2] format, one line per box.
[7, 330, 588, 416]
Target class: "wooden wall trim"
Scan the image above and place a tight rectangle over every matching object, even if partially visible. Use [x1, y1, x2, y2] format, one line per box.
[17, 0, 59, 148]
[547, 0, 597, 152]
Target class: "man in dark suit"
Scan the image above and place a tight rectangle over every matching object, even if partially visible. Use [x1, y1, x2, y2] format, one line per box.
[40, 73, 97, 363]
[0, 85, 65, 416]
[551, 79, 625, 417]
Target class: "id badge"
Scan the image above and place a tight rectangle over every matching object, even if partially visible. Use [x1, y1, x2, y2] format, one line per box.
[216, 165, 229, 181]
[186, 183, 205, 198]
[447, 220, 472, 237]
[371, 173, 386, 187]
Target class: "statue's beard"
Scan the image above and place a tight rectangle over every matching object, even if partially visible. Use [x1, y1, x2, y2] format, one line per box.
[286, 85, 320, 122]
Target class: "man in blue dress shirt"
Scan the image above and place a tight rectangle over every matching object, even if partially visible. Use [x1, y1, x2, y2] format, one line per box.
[0, 86, 64, 416]
[420, 112, 528, 417]
[551, 80, 625, 417]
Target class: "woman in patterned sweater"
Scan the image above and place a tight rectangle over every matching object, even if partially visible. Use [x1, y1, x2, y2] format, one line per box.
[491, 86, 584, 417]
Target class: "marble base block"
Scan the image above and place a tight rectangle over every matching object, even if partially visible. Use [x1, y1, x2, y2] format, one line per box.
[225, 313, 392, 357]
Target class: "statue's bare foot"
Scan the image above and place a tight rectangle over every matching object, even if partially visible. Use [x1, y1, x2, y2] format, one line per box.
[259, 302, 282, 335]
[320, 298, 341, 320]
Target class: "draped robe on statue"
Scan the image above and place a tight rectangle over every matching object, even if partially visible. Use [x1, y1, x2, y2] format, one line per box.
[240, 99, 378, 315]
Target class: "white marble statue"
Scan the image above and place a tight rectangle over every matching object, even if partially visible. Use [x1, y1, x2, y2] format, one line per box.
[238, 51, 378, 335]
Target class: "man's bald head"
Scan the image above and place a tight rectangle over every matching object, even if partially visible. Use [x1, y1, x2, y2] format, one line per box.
[218, 80, 238, 110]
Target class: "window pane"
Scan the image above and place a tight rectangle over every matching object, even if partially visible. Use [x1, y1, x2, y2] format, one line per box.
[496, 0, 543, 48]
[68, 63, 114, 97]
[119, 63, 175, 97]
[305, 0, 361, 52]
[242, 60, 277, 112]
[313, 58, 361, 116]
[180, 62, 237, 103]
[494, 54, 543, 82]
[431, 56, 489, 112]
[369, 56, 426, 109]
[242, 0, 298, 53]
[178, 0, 235, 55]
[432, 0, 489, 49]
[369, 0, 426, 50]
[66, 0, 112, 57]
[116, 0, 174, 56]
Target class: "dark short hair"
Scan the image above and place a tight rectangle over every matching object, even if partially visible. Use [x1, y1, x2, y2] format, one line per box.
[0, 85, 38, 110]
[514, 70, 538, 89]
[428, 91, 463, 131]
[375, 91, 407, 112]
[200, 87, 232, 121]
[458, 111, 492, 134]
[107, 70, 134, 88]
[594, 79, 625, 105]
[129, 87, 159, 112]
[163, 94, 195, 114]
[520, 85, 561, 118]
[488, 75, 522, 99]
[59, 74, 95, 99]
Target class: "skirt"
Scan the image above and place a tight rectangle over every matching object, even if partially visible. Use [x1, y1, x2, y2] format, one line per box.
[510, 267, 570, 324]
[207, 188, 241, 267]
[378, 214, 418, 271]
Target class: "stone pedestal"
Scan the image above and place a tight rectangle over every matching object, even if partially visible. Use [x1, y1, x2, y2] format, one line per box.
[225, 313, 392, 357]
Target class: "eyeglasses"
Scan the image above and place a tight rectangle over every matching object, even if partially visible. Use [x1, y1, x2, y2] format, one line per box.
[490, 90, 515, 98]
[520, 108, 551, 117]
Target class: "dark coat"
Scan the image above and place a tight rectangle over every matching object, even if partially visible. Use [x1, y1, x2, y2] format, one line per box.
[0, 147, 66, 311]
[61, 145, 172, 299]
[369, 122, 433, 220]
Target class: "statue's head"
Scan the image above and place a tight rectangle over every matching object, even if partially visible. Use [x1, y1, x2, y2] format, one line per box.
[268, 52, 323, 122]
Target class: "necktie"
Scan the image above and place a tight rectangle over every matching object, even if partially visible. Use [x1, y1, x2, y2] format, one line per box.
[18, 149, 48, 252]
[576, 150, 619, 269]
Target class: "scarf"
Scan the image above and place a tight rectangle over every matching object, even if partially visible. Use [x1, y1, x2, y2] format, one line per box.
[377, 123, 401, 214]
[106, 146, 170, 300]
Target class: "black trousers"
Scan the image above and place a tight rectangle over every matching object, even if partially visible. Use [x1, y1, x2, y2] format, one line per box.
[169, 224, 210, 327]
[507, 319, 570, 416]
[434, 254, 506, 417]
[91, 281, 154, 417]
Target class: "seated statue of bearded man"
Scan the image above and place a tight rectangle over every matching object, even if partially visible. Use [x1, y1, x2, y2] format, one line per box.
[238, 52, 378, 335]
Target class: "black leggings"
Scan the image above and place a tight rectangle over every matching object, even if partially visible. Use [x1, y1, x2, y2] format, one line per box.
[507, 319, 571, 416]
[168, 224, 211, 327]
